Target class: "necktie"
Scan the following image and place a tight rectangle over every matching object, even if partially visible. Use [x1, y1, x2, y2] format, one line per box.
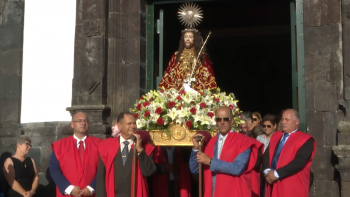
[78, 141, 84, 165]
[271, 133, 290, 170]
[122, 141, 130, 166]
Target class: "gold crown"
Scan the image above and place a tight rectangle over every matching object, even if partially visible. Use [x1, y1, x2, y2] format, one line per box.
[181, 28, 199, 33]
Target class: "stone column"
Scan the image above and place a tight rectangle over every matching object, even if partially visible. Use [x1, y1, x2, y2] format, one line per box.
[333, 0, 350, 196]
[0, 0, 24, 156]
[334, 109, 350, 197]
[304, 0, 342, 196]
[67, 0, 110, 136]
[107, 0, 147, 123]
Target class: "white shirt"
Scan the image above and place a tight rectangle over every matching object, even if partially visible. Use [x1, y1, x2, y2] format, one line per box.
[120, 135, 134, 152]
[217, 134, 228, 159]
[264, 129, 299, 178]
[65, 135, 94, 195]
[74, 135, 86, 149]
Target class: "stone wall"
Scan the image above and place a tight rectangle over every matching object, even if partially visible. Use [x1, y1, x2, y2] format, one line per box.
[0, 0, 349, 196]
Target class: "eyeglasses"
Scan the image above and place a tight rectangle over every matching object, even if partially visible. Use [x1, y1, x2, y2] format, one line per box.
[253, 118, 258, 121]
[215, 117, 231, 122]
[72, 119, 89, 123]
[262, 125, 272, 129]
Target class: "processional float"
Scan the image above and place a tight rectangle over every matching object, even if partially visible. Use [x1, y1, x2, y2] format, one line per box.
[129, 2, 244, 197]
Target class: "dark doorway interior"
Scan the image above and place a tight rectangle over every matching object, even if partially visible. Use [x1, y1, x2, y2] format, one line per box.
[154, 0, 292, 116]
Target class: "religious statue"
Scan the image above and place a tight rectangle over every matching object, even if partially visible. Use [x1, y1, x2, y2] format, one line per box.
[158, 3, 217, 91]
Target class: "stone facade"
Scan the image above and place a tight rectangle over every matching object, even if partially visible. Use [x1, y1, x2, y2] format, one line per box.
[304, 0, 345, 196]
[0, 0, 24, 194]
[0, 0, 349, 196]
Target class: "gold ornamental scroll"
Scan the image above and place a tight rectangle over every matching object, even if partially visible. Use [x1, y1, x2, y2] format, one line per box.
[147, 122, 217, 146]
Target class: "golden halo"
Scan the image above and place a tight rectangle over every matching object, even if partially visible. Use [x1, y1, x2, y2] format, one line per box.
[178, 2, 203, 28]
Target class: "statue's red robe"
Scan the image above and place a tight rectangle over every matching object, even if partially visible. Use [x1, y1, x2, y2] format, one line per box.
[158, 52, 217, 91]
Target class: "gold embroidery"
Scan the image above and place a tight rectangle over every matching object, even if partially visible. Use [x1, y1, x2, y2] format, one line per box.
[158, 51, 217, 91]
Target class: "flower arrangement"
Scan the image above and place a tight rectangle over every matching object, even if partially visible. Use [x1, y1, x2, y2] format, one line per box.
[130, 88, 243, 135]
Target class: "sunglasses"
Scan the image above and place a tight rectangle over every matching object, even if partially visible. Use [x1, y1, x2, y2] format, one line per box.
[262, 125, 272, 129]
[253, 118, 258, 121]
[215, 117, 231, 122]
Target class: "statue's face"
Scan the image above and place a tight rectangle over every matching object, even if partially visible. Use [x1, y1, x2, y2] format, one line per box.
[184, 32, 194, 49]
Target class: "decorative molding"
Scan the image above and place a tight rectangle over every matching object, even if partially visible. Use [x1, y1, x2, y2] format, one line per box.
[66, 105, 110, 112]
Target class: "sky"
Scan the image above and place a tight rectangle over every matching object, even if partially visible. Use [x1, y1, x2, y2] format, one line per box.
[21, 0, 76, 123]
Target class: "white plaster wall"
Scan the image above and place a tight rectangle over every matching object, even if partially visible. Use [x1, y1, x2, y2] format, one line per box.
[21, 0, 76, 123]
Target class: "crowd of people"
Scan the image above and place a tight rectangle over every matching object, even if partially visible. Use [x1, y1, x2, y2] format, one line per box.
[1, 108, 315, 197]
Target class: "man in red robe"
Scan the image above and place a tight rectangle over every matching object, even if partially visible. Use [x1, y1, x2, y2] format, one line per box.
[96, 112, 156, 197]
[158, 29, 217, 91]
[189, 106, 258, 197]
[152, 146, 192, 197]
[262, 109, 316, 197]
[50, 112, 101, 197]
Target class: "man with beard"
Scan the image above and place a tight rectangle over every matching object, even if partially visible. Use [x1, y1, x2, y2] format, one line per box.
[158, 29, 217, 91]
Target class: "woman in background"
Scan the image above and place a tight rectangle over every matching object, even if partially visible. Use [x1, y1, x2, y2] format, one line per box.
[249, 111, 262, 131]
[3, 136, 38, 197]
[256, 114, 277, 152]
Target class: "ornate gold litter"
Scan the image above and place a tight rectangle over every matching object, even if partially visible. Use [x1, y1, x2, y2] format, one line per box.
[147, 122, 217, 146]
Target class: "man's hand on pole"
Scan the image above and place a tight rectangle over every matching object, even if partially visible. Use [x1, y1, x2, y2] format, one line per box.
[133, 134, 143, 153]
[192, 134, 204, 150]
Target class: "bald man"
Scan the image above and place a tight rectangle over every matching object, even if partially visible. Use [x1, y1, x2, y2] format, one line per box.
[50, 112, 102, 197]
[262, 109, 316, 197]
[189, 106, 258, 197]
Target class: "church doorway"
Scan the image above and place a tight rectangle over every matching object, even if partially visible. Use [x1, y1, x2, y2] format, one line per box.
[148, 0, 300, 119]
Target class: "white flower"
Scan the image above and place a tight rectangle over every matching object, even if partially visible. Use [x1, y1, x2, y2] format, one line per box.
[192, 114, 201, 122]
[176, 117, 186, 125]
[182, 94, 193, 104]
[136, 119, 147, 129]
[167, 108, 178, 120]
[223, 100, 230, 106]
[200, 115, 216, 126]
[178, 107, 191, 118]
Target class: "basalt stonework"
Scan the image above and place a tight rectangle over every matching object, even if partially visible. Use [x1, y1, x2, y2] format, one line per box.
[0, 0, 349, 196]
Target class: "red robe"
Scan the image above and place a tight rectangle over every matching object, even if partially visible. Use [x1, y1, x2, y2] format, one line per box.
[203, 132, 256, 197]
[265, 131, 316, 197]
[98, 137, 155, 197]
[52, 136, 101, 197]
[158, 52, 217, 91]
[242, 138, 264, 197]
[152, 146, 191, 197]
